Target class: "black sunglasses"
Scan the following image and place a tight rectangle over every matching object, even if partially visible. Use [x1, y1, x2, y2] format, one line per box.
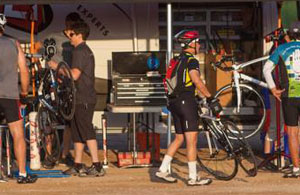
[69, 32, 76, 38]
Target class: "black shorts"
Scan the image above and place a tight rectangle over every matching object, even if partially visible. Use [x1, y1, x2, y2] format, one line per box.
[168, 95, 199, 134]
[282, 98, 300, 126]
[71, 104, 96, 143]
[0, 98, 22, 123]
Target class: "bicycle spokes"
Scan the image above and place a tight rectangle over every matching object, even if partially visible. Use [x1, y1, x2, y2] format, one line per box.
[198, 130, 238, 181]
[56, 62, 76, 120]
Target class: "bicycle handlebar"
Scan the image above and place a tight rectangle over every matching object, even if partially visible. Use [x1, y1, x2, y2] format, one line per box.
[211, 56, 234, 72]
[25, 53, 44, 59]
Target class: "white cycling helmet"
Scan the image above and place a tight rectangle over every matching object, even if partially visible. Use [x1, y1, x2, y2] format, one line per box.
[0, 13, 7, 26]
[0, 13, 6, 32]
[0, 14, 6, 32]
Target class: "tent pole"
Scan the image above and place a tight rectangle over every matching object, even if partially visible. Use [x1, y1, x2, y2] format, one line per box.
[131, 4, 138, 52]
[166, 3, 172, 173]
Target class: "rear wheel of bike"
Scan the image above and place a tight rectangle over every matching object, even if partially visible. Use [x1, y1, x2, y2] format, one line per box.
[222, 120, 257, 177]
[37, 106, 61, 164]
[197, 121, 238, 181]
[215, 84, 266, 140]
[56, 62, 76, 120]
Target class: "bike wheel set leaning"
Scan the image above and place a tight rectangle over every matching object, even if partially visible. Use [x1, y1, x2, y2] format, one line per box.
[197, 120, 257, 180]
[223, 121, 257, 177]
[56, 62, 76, 121]
[215, 84, 266, 140]
[37, 106, 61, 164]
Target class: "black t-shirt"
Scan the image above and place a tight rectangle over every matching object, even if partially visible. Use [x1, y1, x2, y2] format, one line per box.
[175, 52, 200, 98]
[72, 42, 96, 104]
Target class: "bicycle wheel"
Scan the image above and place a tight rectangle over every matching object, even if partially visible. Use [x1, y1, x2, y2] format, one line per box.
[222, 120, 257, 177]
[41, 69, 59, 107]
[37, 106, 61, 163]
[197, 121, 238, 181]
[56, 61, 76, 120]
[215, 84, 266, 139]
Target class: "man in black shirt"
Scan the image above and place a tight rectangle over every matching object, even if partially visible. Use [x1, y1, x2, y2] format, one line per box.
[40, 12, 82, 169]
[155, 30, 213, 186]
[49, 21, 104, 177]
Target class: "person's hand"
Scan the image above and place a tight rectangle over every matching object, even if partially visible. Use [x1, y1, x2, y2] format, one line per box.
[206, 96, 217, 104]
[270, 87, 285, 102]
[19, 93, 28, 105]
[206, 97, 222, 115]
[48, 60, 58, 70]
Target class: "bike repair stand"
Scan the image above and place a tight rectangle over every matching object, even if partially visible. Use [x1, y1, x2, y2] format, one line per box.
[0, 124, 10, 182]
[101, 114, 109, 169]
[258, 3, 290, 171]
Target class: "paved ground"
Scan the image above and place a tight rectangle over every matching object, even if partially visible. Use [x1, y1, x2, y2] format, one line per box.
[0, 133, 300, 195]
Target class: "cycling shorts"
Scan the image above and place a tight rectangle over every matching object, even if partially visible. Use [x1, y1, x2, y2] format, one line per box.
[282, 98, 300, 126]
[168, 95, 199, 134]
[0, 98, 22, 123]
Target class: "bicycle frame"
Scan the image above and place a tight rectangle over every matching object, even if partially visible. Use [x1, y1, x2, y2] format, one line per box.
[230, 55, 269, 113]
[198, 102, 234, 154]
[37, 69, 59, 116]
[200, 115, 234, 157]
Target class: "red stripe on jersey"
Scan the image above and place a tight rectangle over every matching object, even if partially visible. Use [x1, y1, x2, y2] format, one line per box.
[17, 100, 23, 120]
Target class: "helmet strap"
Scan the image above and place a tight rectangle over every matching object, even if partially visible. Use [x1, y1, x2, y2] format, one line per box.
[187, 39, 197, 55]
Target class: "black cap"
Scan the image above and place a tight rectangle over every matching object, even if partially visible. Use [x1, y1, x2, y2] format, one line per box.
[289, 21, 300, 34]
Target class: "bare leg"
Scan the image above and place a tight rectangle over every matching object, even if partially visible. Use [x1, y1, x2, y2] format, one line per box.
[74, 142, 84, 164]
[86, 139, 99, 163]
[8, 119, 26, 174]
[184, 131, 198, 161]
[166, 134, 184, 157]
[287, 126, 299, 168]
[45, 134, 53, 158]
[184, 131, 199, 180]
[158, 134, 184, 174]
[264, 132, 272, 154]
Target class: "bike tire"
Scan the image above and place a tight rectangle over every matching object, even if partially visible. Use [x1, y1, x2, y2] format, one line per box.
[214, 84, 266, 140]
[37, 106, 61, 164]
[223, 120, 257, 177]
[56, 61, 76, 121]
[197, 121, 238, 181]
[42, 69, 60, 107]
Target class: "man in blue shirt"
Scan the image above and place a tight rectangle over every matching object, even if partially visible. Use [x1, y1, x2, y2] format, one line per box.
[263, 21, 300, 178]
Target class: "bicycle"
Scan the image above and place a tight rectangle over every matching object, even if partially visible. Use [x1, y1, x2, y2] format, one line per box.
[25, 50, 76, 164]
[197, 99, 257, 180]
[211, 55, 269, 139]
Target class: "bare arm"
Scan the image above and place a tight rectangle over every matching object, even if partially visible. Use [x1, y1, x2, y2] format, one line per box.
[189, 69, 211, 98]
[71, 68, 81, 81]
[16, 41, 29, 95]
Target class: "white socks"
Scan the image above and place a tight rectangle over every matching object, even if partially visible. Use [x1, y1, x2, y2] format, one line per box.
[293, 167, 299, 173]
[159, 155, 173, 173]
[188, 161, 197, 180]
[159, 156, 198, 180]
[19, 172, 27, 177]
